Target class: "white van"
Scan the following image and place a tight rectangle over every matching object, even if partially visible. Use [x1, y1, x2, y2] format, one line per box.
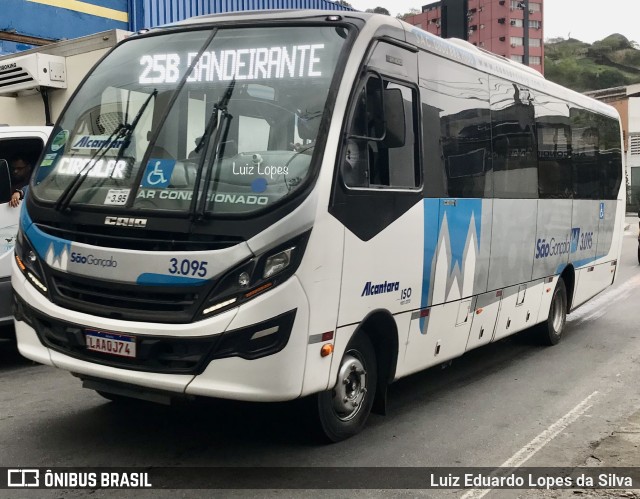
[0, 126, 51, 330]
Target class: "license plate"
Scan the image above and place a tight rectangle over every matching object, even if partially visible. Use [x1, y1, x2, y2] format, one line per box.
[85, 330, 136, 358]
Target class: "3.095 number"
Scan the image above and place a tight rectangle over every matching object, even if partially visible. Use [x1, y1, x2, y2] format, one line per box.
[579, 231, 593, 251]
[169, 258, 208, 277]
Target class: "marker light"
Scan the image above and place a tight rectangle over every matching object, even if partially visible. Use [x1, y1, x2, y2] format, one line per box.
[27, 272, 48, 293]
[15, 255, 26, 272]
[202, 297, 237, 315]
[263, 247, 295, 279]
[320, 344, 334, 357]
[321, 331, 334, 341]
[250, 326, 279, 341]
[245, 282, 273, 299]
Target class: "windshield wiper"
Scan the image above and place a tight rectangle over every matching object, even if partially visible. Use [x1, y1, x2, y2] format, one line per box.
[55, 88, 157, 212]
[189, 80, 235, 220]
[116, 88, 158, 161]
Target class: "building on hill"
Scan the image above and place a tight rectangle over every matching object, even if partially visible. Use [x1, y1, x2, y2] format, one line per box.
[586, 84, 640, 211]
[403, 0, 544, 74]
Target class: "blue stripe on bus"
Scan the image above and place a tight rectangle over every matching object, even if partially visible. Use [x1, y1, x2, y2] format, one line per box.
[440, 199, 482, 274]
[24, 212, 72, 261]
[420, 199, 440, 331]
[136, 273, 208, 286]
[421, 198, 482, 331]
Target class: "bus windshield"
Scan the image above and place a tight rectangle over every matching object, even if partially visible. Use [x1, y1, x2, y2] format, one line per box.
[33, 25, 348, 215]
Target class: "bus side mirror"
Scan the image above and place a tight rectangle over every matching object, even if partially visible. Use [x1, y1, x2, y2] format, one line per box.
[0, 159, 11, 204]
[383, 87, 405, 148]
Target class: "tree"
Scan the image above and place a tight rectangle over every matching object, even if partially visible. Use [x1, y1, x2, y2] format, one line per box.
[592, 68, 628, 89]
[370, 7, 390, 15]
[334, 0, 353, 7]
[396, 8, 420, 20]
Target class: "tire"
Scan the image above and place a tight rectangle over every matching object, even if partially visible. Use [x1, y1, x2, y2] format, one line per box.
[312, 333, 377, 442]
[637, 245, 640, 265]
[536, 278, 567, 346]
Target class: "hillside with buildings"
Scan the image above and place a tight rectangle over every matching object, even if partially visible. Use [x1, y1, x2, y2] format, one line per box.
[544, 34, 640, 92]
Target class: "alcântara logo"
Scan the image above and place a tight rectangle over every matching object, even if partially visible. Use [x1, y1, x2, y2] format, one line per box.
[361, 280, 400, 297]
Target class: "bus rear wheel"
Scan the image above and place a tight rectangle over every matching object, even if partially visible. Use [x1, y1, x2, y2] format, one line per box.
[537, 278, 567, 346]
[313, 333, 377, 442]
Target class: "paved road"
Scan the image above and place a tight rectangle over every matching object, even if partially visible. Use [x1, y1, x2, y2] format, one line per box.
[1, 224, 639, 498]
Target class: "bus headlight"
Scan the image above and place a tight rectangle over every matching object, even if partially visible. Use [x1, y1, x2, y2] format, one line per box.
[14, 228, 49, 297]
[263, 247, 295, 279]
[198, 230, 310, 318]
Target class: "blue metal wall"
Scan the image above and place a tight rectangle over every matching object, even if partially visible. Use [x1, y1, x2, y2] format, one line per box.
[2, 0, 128, 43]
[136, 0, 352, 30]
[0, 0, 352, 55]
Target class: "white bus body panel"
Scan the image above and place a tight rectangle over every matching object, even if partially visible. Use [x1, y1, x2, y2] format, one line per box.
[400, 299, 474, 378]
[492, 280, 544, 342]
[186, 277, 310, 401]
[14, 259, 313, 401]
[337, 201, 424, 326]
[0, 126, 51, 324]
[465, 291, 501, 351]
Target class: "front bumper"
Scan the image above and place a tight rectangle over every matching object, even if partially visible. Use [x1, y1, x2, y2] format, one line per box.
[13, 259, 311, 402]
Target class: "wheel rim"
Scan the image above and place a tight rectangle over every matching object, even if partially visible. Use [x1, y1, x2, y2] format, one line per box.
[331, 351, 368, 422]
[551, 289, 566, 334]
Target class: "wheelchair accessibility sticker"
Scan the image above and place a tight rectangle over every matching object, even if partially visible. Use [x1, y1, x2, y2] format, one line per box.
[142, 159, 175, 188]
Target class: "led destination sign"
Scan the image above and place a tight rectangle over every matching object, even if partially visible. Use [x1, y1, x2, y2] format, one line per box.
[57, 156, 129, 179]
[139, 44, 326, 85]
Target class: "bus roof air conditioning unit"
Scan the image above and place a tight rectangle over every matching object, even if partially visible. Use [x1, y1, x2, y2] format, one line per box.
[0, 53, 67, 97]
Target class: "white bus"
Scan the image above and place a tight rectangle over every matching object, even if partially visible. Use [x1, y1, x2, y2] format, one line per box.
[12, 11, 624, 441]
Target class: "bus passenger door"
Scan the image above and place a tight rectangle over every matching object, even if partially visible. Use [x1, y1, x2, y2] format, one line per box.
[594, 118, 624, 293]
[330, 41, 422, 363]
[570, 108, 607, 307]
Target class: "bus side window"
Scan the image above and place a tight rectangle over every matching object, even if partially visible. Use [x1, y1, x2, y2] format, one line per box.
[343, 86, 370, 188]
[0, 159, 11, 204]
[342, 75, 418, 190]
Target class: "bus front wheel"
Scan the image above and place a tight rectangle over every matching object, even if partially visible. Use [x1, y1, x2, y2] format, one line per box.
[313, 333, 377, 442]
[537, 278, 567, 346]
